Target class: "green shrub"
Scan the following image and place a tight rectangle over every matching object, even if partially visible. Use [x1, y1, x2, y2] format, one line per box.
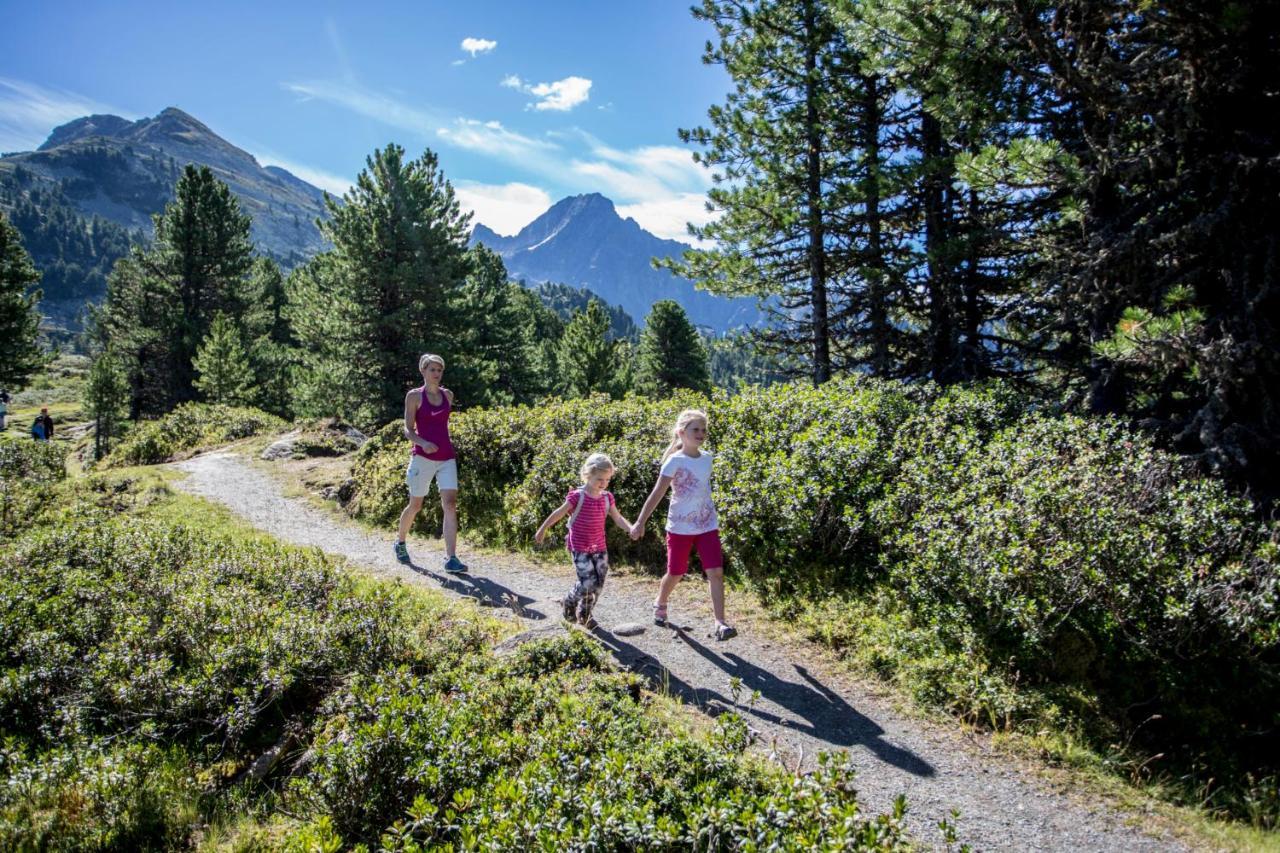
[0, 515, 423, 753]
[103, 402, 286, 467]
[293, 635, 907, 850]
[0, 439, 66, 538]
[0, 741, 200, 851]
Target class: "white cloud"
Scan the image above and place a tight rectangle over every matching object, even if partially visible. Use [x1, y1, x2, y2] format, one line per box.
[501, 74, 592, 112]
[460, 37, 497, 57]
[285, 80, 447, 137]
[436, 117, 559, 160]
[0, 77, 130, 153]
[617, 193, 719, 246]
[455, 181, 552, 236]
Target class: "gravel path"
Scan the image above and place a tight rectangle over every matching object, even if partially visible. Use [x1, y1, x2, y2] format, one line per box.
[174, 450, 1182, 851]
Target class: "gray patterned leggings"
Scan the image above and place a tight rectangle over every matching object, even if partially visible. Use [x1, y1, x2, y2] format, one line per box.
[566, 550, 609, 621]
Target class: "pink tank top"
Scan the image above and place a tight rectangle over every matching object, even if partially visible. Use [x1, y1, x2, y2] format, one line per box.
[412, 387, 455, 461]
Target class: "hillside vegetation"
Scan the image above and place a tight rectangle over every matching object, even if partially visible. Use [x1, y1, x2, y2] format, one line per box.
[0, 441, 910, 850]
[346, 378, 1280, 826]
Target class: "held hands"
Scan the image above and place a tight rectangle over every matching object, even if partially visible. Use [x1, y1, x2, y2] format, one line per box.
[629, 521, 644, 541]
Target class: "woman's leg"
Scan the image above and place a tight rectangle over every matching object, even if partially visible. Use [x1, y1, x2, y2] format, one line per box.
[655, 571, 683, 607]
[397, 496, 425, 542]
[440, 489, 458, 557]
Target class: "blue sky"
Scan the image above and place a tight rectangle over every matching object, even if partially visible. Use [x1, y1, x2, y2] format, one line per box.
[0, 1, 731, 239]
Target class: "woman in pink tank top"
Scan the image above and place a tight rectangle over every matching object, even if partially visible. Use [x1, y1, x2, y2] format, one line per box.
[393, 354, 467, 573]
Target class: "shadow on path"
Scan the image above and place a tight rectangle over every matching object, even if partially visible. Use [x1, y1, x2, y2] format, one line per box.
[678, 629, 934, 777]
[591, 626, 733, 714]
[410, 562, 546, 620]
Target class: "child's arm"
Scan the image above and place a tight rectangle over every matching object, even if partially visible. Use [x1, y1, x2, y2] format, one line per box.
[535, 501, 572, 544]
[608, 502, 633, 532]
[629, 475, 672, 540]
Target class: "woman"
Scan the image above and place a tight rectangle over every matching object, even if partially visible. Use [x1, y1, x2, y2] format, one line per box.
[393, 353, 467, 572]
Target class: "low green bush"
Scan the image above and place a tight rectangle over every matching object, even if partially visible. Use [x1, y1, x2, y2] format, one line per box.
[0, 439, 66, 538]
[343, 378, 1280, 822]
[102, 402, 286, 467]
[292, 635, 907, 850]
[0, 471, 909, 850]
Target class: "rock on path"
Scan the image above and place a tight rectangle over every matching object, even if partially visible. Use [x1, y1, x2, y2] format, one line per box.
[174, 450, 1180, 852]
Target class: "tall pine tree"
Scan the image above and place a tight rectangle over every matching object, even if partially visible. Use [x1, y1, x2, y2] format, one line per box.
[99, 165, 254, 415]
[0, 213, 45, 390]
[558, 299, 623, 398]
[635, 300, 712, 396]
[290, 145, 470, 427]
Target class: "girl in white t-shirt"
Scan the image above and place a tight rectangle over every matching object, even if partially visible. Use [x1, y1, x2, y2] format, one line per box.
[630, 408, 736, 641]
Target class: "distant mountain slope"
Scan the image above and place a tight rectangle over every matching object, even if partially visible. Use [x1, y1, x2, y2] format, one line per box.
[472, 193, 756, 333]
[1, 107, 329, 268]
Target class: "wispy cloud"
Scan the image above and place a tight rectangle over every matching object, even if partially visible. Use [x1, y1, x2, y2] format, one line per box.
[324, 17, 356, 84]
[501, 74, 592, 112]
[0, 77, 130, 154]
[460, 37, 497, 57]
[284, 80, 449, 138]
[252, 150, 353, 197]
[436, 117, 559, 160]
[282, 79, 716, 243]
[455, 181, 551, 236]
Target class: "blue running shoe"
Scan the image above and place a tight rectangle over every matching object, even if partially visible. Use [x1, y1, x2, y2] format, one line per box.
[393, 541, 410, 564]
[443, 555, 468, 573]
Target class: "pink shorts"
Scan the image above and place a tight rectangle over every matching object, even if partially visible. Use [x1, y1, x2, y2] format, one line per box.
[666, 529, 723, 576]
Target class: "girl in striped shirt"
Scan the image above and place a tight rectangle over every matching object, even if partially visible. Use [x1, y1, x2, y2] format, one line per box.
[535, 452, 634, 627]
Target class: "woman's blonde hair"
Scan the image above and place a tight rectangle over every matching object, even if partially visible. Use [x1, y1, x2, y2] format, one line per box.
[661, 409, 708, 462]
[580, 452, 615, 482]
[418, 353, 445, 371]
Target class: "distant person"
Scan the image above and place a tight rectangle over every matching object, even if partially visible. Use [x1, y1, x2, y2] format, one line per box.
[31, 407, 54, 442]
[0, 389, 8, 431]
[535, 452, 634, 628]
[393, 354, 467, 572]
[630, 408, 736, 641]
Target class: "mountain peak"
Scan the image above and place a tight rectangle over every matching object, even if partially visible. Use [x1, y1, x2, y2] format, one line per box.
[39, 114, 134, 151]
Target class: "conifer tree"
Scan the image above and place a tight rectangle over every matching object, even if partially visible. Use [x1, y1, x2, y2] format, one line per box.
[671, 0, 873, 385]
[289, 144, 470, 427]
[445, 245, 544, 407]
[193, 312, 255, 405]
[99, 165, 254, 414]
[635, 300, 711, 396]
[83, 348, 128, 459]
[242, 257, 294, 417]
[0, 213, 45, 389]
[558, 299, 622, 398]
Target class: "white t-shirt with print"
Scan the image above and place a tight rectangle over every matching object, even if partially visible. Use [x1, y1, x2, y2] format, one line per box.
[661, 450, 718, 535]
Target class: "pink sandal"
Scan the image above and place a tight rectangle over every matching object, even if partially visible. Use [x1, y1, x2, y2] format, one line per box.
[653, 603, 668, 627]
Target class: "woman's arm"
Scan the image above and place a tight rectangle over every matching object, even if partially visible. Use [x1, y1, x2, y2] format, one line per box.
[402, 390, 438, 454]
[535, 501, 572, 543]
[630, 475, 672, 539]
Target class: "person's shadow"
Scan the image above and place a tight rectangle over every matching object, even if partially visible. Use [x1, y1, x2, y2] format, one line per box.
[409, 561, 546, 620]
[590, 625, 734, 713]
[678, 630, 934, 777]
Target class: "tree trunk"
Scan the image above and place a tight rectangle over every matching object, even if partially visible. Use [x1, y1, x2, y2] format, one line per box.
[804, 0, 831, 385]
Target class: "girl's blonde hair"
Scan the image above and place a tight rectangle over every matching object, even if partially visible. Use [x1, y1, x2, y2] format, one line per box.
[418, 353, 445, 371]
[662, 409, 708, 463]
[580, 452, 615, 482]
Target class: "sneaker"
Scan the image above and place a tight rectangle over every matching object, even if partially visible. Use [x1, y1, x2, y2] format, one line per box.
[562, 597, 577, 622]
[393, 541, 410, 564]
[443, 555, 468, 574]
[714, 623, 737, 642]
[653, 604, 668, 627]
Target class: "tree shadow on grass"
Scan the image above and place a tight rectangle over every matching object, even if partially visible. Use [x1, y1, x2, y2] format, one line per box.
[677, 629, 935, 777]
